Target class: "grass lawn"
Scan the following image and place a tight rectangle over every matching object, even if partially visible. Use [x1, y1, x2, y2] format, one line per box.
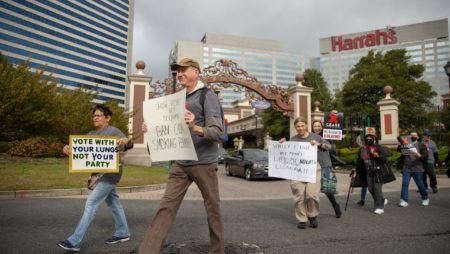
[0, 154, 169, 191]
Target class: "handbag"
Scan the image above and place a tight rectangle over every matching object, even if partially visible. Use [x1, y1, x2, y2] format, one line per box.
[87, 173, 104, 190]
[321, 173, 338, 194]
[381, 164, 396, 184]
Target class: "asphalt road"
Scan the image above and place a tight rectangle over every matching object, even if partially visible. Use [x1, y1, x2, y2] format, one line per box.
[1, 165, 450, 254]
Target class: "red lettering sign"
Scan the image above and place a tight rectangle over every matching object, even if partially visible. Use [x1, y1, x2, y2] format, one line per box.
[331, 29, 397, 52]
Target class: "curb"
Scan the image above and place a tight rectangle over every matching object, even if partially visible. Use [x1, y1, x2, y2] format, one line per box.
[0, 183, 167, 199]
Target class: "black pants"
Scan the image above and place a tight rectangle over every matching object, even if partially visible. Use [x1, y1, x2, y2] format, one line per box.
[423, 163, 437, 190]
[367, 171, 384, 209]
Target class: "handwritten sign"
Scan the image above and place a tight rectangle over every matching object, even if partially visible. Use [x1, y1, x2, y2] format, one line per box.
[69, 135, 119, 173]
[268, 140, 318, 182]
[143, 89, 198, 161]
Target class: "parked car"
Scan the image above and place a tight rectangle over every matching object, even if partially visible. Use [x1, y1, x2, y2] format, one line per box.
[218, 147, 227, 164]
[224, 148, 270, 180]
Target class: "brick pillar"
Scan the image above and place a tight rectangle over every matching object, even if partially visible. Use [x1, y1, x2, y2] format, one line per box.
[377, 86, 400, 148]
[288, 75, 313, 137]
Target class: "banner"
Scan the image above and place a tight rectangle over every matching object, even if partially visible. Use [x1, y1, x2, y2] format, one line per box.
[398, 136, 418, 155]
[143, 89, 198, 161]
[323, 111, 344, 140]
[268, 140, 318, 182]
[69, 135, 119, 173]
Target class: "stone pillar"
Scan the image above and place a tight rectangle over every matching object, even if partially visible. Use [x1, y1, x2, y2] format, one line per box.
[442, 92, 450, 109]
[311, 101, 324, 123]
[123, 61, 152, 166]
[288, 75, 313, 137]
[377, 85, 400, 147]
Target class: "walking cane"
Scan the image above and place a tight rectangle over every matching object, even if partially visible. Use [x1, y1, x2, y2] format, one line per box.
[345, 173, 355, 211]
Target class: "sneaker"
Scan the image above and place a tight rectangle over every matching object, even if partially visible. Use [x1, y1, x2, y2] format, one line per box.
[308, 217, 318, 228]
[57, 240, 80, 252]
[422, 199, 430, 206]
[384, 199, 388, 206]
[105, 236, 130, 245]
[399, 200, 408, 207]
[357, 200, 365, 206]
[432, 188, 438, 194]
[297, 222, 307, 229]
[374, 208, 384, 215]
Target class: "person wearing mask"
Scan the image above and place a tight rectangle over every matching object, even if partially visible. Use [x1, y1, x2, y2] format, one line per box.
[421, 130, 438, 193]
[139, 58, 225, 253]
[398, 132, 429, 207]
[312, 120, 341, 218]
[280, 117, 328, 229]
[355, 134, 388, 214]
[57, 104, 133, 252]
[355, 132, 367, 206]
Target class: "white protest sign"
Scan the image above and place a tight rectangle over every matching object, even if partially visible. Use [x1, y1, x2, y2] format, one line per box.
[323, 129, 343, 140]
[143, 89, 198, 161]
[69, 135, 119, 173]
[268, 140, 318, 182]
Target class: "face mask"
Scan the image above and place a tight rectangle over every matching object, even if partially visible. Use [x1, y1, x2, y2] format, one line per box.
[411, 137, 418, 142]
[365, 139, 374, 145]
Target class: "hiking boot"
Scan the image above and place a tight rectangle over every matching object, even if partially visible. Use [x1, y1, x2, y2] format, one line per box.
[357, 200, 365, 206]
[297, 222, 307, 229]
[105, 236, 130, 245]
[308, 217, 318, 228]
[57, 240, 80, 252]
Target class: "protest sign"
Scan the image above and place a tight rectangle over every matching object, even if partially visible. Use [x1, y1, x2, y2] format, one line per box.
[398, 136, 418, 155]
[69, 135, 119, 173]
[268, 140, 318, 182]
[143, 89, 198, 161]
[323, 111, 344, 140]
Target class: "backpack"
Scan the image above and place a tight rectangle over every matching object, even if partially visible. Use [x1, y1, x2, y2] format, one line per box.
[199, 87, 228, 142]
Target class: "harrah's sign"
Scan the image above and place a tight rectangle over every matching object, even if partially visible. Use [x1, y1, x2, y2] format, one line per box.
[331, 29, 398, 52]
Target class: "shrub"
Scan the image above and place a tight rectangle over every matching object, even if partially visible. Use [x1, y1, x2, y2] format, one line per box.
[7, 137, 65, 158]
[0, 141, 14, 153]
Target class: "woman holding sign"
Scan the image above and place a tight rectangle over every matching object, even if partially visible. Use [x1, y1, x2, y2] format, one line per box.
[280, 117, 329, 229]
[312, 120, 342, 218]
[57, 104, 133, 252]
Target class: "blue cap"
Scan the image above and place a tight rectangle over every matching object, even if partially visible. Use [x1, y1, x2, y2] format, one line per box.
[423, 130, 431, 136]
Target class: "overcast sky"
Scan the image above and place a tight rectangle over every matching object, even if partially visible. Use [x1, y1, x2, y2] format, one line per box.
[131, 0, 450, 81]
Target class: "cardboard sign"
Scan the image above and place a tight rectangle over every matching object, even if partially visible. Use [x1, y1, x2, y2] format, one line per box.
[143, 89, 198, 162]
[268, 140, 318, 182]
[69, 135, 119, 173]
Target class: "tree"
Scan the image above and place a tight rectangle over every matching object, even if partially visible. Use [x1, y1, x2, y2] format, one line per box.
[338, 49, 436, 130]
[261, 107, 290, 140]
[303, 69, 333, 111]
[0, 54, 59, 141]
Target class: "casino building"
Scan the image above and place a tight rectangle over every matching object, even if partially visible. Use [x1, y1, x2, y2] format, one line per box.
[0, 0, 135, 107]
[319, 19, 450, 105]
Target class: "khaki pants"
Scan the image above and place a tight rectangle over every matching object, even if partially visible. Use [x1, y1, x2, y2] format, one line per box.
[290, 166, 321, 222]
[139, 163, 224, 254]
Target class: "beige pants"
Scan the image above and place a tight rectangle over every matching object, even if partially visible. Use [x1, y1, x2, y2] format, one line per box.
[290, 166, 321, 222]
[139, 163, 225, 254]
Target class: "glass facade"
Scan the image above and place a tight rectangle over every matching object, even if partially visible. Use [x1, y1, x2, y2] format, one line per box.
[201, 46, 309, 108]
[0, 0, 133, 106]
[319, 20, 450, 106]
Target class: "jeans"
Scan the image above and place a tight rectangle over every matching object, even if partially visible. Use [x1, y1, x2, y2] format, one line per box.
[400, 171, 428, 202]
[360, 187, 367, 201]
[67, 182, 130, 247]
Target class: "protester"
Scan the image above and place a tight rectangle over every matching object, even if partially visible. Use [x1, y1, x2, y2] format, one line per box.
[355, 132, 367, 206]
[57, 104, 133, 252]
[354, 133, 389, 214]
[312, 120, 341, 218]
[139, 58, 225, 253]
[421, 130, 438, 193]
[398, 132, 429, 207]
[280, 117, 327, 229]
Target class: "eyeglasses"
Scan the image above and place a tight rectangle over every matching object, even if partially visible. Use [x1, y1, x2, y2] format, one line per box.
[92, 114, 105, 118]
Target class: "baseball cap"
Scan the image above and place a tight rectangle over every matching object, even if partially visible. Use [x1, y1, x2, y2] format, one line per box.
[170, 58, 201, 73]
[423, 130, 431, 136]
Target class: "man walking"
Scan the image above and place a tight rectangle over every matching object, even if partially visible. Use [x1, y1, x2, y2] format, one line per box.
[139, 58, 225, 253]
[421, 130, 438, 193]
